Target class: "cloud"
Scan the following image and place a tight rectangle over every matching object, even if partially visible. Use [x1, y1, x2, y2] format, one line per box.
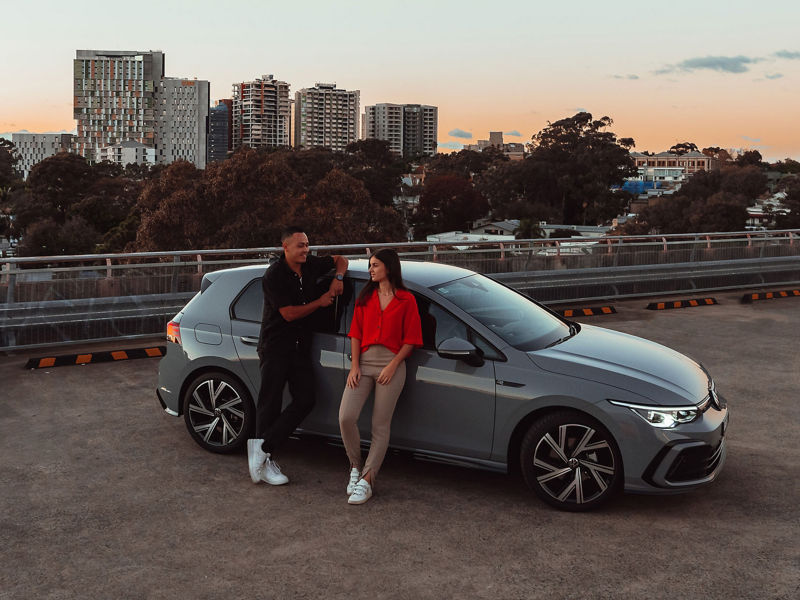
[448, 128, 472, 139]
[504, 130, 522, 137]
[612, 74, 639, 80]
[438, 141, 464, 150]
[741, 135, 761, 143]
[774, 50, 800, 60]
[656, 55, 763, 75]
[569, 108, 587, 113]
[765, 73, 784, 80]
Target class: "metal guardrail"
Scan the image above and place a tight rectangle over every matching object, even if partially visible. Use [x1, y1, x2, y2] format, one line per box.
[1, 230, 799, 350]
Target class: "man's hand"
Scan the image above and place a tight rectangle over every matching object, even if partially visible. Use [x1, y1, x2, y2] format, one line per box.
[329, 278, 344, 297]
[316, 291, 335, 308]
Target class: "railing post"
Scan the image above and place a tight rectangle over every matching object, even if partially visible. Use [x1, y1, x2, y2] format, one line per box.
[171, 254, 180, 293]
[196, 254, 203, 275]
[106, 258, 113, 279]
[499, 243, 505, 260]
[2, 262, 14, 304]
[430, 245, 438, 262]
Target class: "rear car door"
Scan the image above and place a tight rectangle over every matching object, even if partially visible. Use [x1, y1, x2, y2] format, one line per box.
[230, 276, 350, 436]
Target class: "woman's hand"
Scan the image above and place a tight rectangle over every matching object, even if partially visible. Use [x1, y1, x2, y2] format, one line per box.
[377, 362, 398, 386]
[347, 365, 362, 389]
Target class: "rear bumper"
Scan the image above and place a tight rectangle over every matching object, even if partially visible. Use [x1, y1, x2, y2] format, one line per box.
[157, 388, 179, 417]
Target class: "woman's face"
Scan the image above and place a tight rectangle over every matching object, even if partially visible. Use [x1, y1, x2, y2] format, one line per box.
[368, 257, 389, 283]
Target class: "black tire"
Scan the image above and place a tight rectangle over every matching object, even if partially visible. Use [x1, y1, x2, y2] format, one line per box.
[520, 410, 622, 512]
[182, 371, 255, 454]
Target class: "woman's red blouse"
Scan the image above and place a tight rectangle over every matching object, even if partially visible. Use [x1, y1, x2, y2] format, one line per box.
[348, 288, 424, 354]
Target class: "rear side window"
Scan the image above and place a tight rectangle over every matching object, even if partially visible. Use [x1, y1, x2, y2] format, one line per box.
[232, 279, 263, 322]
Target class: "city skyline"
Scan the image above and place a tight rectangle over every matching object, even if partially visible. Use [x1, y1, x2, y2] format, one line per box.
[2, 0, 800, 160]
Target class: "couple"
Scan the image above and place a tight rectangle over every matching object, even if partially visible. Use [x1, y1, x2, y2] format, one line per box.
[247, 226, 423, 505]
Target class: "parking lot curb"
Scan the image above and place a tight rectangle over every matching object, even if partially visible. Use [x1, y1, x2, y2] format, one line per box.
[742, 289, 800, 302]
[557, 306, 617, 317]
[646, 298, 718, 310]
[24, 346, 166, 370]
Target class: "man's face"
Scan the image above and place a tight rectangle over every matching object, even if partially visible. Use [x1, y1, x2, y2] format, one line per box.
[283, 232, 310, 264]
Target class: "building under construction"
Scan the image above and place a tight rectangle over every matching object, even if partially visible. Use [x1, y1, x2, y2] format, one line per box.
[232, 75, 291, 150]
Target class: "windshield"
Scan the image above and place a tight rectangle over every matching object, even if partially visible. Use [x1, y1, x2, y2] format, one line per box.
[431, 275, 571, 351]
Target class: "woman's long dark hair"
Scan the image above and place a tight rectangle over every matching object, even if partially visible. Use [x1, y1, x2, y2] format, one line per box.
[356, 248, 407, 306]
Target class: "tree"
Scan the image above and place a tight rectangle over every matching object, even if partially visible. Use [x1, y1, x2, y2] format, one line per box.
[414, 174, 489, 237]
[526, 112, 638, 224]
[769, 159, 800, 175]
[776, 178, 800, 229]
[425, 149, 497, 180]
[0, 139, 20, 188]
[687, 191, 748, 232]
[669, 142, 699, 155]
[702, 147, 732, 163]
[26, 152, 96, 224]
[341, 139, 404, 207]
[735, 150, 764, 168]
[720, 165, 767, 200]
[513, 218, 544, 240]
[17, 216, 99, 257]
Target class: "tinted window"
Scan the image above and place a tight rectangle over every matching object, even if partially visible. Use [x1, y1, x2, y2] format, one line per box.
[231, 279, 263, 322]
[432, 275, 569, 351]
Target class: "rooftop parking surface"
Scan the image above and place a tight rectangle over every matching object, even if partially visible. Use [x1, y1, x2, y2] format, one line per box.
[1, 288, 798, 599]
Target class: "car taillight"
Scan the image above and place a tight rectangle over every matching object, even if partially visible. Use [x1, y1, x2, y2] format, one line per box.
[167, 320, 182, 345]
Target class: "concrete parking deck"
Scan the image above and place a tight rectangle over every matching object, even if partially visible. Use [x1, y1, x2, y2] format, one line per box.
[1, 289, 798, 599]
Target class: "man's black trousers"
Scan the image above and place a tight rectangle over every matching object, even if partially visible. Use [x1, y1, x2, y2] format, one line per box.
[256, 349, 316, 455]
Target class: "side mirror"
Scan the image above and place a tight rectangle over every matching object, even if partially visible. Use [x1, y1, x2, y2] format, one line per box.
[436, 338, 485, 367]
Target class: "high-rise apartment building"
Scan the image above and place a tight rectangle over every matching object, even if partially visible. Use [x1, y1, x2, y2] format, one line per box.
[362, 104, 438, 157]
[294, 84, 359, 151]
[73, 50, 209, 169]
[73, 50, 163, 163]
[155, 77, 209, 168]
[11, 133, 73, 179]
[98, 140, 156, 166]
[207, 101, 231, 163]
[232, 75, 291, 150]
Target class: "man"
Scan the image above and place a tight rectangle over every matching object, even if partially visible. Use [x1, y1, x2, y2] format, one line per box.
[248, 226, 349, 485]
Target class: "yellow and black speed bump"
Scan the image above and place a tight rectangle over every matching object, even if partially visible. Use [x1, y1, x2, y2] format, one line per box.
[557, 306, 617, 317]
[25, 346, 166, 370]
[743, 290, 800, 302]
[646, 298, 718, 310]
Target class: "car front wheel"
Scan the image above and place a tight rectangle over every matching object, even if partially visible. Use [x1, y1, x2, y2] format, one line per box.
[520, 410, 622, 511]
[182, 372, 254, 454]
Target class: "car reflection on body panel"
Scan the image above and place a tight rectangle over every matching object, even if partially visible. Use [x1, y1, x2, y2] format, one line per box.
[156, 259, 728, 511]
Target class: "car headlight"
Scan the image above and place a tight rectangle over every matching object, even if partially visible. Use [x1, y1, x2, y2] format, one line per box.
[608, 400, 701, 429]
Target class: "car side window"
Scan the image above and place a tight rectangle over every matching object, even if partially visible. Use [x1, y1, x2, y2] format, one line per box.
[309, 276, 351, 335]
[414, 293, 504, 360]
[231, 279, 263, 322]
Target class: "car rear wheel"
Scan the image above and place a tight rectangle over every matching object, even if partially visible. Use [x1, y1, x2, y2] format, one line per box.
[520, 410, 622, 512]
[183, 372, 254, 454]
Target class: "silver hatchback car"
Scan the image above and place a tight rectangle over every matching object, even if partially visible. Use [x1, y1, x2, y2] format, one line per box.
[156, 259, 728, 511]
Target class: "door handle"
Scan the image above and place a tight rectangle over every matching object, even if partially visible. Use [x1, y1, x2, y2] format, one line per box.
[240, 336, 259, 345]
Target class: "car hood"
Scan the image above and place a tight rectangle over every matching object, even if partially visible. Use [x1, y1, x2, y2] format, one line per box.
[527, 324, 709, 406]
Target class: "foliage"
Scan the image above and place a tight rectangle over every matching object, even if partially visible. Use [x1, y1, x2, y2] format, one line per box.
[669, 142, 699, 155]
[513, 218, 544, 240]
[17, 216, 100, 257]
[734, 150, 764, 168]
[0, 139, 20, 189]
[414, 174, 489, 238]
[776, 178, 800, 229]
[702, 147, 732, 163]
[769, 159, 800, 175]
[132, 149, 405, 251]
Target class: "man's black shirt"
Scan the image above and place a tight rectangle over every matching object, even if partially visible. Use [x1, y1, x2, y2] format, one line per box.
[258, 253, 336, 354]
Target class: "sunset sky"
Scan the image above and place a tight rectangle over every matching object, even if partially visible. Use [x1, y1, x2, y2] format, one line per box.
[2, 0, 799, 160]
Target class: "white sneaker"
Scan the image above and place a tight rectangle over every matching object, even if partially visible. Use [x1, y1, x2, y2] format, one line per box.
[247, 439, 267, 483]
[347, 468, 361, 495]
[261, 455, 289, 486]
[348, 479, 372, 504]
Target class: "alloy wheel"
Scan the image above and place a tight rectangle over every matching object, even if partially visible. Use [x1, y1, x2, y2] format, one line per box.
[532, 423, 616, 506]
[187, 379, 246, 448]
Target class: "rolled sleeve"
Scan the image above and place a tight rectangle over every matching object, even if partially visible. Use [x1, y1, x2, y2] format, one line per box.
[402, 296, 424, 348]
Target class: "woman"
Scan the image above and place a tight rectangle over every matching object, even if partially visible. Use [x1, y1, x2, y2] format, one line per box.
[339, 248, 423, 505]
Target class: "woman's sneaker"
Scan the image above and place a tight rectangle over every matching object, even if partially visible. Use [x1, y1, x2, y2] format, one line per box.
[347, 468, 361, 495]
[261, 455, 289, 486]
[348, 479, 372, 504]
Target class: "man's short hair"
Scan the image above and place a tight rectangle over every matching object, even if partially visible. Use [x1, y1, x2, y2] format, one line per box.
[281, 226, 305, 243]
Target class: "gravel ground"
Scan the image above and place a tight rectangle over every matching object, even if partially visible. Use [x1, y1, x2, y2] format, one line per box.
[1, 289, 799, 599]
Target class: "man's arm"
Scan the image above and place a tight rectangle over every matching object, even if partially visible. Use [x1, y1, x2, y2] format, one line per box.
[329, 255, 349, 297]
[279, 291, 334, 322]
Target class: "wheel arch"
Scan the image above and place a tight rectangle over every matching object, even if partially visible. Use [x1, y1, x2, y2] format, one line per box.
[505, 403, 623, 478]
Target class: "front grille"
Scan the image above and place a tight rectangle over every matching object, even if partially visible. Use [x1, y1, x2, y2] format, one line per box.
[665, 440, 724, 483]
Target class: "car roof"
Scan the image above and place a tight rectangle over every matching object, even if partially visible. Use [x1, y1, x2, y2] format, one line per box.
[222, 258, 474, 288]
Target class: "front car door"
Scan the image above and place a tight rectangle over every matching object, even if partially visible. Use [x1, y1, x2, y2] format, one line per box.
[344, 279, 498, 460]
